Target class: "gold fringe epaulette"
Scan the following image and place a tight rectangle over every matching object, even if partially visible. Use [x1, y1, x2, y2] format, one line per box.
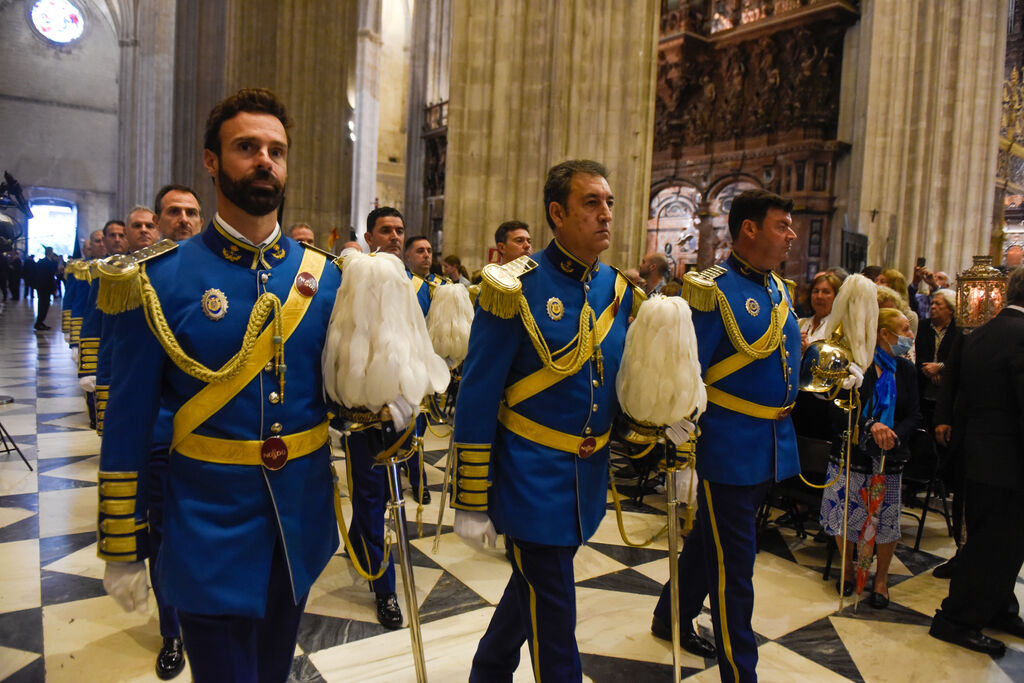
[609, 266, 647, 317]
[781, 276, 797, 304]
[681, 265, 726, 312]
[96, 239, 177, 315]
[477, 255, 538, 319]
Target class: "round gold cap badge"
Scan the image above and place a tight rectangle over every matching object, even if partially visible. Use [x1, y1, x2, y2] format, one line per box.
[201, 288, 229, 321]
[745, 298, 760, 317]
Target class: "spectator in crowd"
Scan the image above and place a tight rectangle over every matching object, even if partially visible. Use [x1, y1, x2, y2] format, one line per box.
[639, 251, 670, 295]
[800, 271, 841, 352]
[22, 254, 36, 300]
[442, 254, 471, 286]
[862, 265, 883, 283]
[826, 265, 850, 282]
[288, 222, 315, 245]
[32, 247, 59, 330]
[5, 250, 21, 300]
[819, 308, 921, 607]
[622, 267, 643, 288]
[916, 289, 960, 425]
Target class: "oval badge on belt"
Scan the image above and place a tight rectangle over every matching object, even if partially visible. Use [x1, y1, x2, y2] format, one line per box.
[295, 271, 318, 297]
[261, 436, 288, 470]
[578, 436, 598, 459]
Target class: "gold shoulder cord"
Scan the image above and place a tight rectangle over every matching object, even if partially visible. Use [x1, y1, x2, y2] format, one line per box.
[138, 265, 285, 385]
[715, 288, 784, 360]
[517, 294, 604, 382]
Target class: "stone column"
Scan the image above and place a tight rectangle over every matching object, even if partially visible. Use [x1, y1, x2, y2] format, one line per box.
[835, 0, 1008, 275]
[171, 0, 358, 246]
[350, 0, 383, 246]
[115, 0, 177, 215]
[444, 0, 659, 271]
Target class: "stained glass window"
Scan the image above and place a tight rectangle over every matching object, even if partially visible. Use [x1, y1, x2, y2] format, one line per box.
[29, 0, 85, 45]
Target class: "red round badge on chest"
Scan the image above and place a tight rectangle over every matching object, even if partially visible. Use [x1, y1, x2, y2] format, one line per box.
[261, 437, 288, 470]
[295, 272, 318, 297]
[578, 436, 598, 459]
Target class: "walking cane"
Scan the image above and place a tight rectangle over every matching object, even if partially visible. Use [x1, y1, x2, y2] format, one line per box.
[663, 439, 683, 683]
[379, 407, 428, 682]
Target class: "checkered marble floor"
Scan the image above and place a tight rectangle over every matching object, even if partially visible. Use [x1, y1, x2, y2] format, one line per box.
[1, 295, 1023, 682]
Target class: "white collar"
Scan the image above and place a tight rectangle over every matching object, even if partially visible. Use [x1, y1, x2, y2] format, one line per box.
[1008, 305, 1024, 315]
[214, 213, 280, 249]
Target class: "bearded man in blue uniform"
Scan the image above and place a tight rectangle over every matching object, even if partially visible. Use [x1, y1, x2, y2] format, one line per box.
[651, 189, 802, 682]
[97, 89, 344, 682]
[451, 159, 650, 681]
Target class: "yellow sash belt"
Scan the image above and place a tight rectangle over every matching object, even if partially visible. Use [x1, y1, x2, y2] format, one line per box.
[176, 421, 329, 466]
[497, 405, 610, 455]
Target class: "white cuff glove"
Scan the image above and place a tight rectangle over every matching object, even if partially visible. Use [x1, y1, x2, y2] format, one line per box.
[103, 561, 149, 613]
[64, 332, 71, 344]
[841, 362, 864, 391]
[454, 509, 498, 552]
[664, 418, 696, 446]
[71, 347, 79, 367]
[79, 375, 96, 392]
[386, 396, 419, 431]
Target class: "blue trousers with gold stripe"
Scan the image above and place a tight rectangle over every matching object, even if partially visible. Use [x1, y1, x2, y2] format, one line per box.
[470, 538, 580, 682]
[345, 429, 396, 594]
[654, 479, 770, 683]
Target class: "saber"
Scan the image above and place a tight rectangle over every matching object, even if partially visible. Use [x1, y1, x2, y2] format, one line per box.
[664, 439, 683, 683]
[380, 408, 428, 682]
[432, 373, 460, 553]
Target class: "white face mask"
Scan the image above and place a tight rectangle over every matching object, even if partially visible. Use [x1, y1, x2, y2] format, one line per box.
[888, 332, 913, 356]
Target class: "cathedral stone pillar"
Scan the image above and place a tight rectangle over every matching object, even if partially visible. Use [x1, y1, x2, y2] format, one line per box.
[172, 0, 358, 246]
[116, 0, 177, 215]
[443, 0, 659, 270]
[836, 0, 1008, 275]
[351, 0, 383, 246]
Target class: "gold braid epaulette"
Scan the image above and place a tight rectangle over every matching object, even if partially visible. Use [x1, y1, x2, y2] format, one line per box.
[477, 255, 538, 319]
[681, 265, 725, 312]
[609, 265, 646, 317]
[300, 241, 344, 272]
[781, 275, 797, 304]
[95, 240, 178, 315]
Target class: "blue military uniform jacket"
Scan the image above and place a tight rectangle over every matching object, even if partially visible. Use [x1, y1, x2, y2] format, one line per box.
[451, 239, 643, 547]
[682, 253, 802, 485]
[408, 270, 443, 315]
[97, 219, 341, 617]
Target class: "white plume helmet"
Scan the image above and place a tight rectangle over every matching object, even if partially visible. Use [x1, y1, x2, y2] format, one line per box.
[425, 283, 474, 367]
[322, 251, 450, 412]
[616, 294, 706, 426]
[823, 273, 879, 369]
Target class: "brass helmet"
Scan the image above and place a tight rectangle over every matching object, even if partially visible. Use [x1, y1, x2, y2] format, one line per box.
[799, 326, 853, 394]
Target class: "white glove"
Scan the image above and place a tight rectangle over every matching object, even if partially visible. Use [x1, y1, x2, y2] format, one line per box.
[454, 509, 498, 551]
[841, 362, 864, 391]
[103, 561, 149, 613]
[386, 396, 419, 431]
[79, 374, 96, 392]
[664, 418, 696, 446]
[71, 347, 79, 367]
[64, 332, 71, 344]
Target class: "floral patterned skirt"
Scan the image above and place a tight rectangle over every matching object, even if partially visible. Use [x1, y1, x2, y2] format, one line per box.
[819, 461, 903, 544]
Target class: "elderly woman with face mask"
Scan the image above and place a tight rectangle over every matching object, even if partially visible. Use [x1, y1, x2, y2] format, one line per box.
[819, 308, 923, 608]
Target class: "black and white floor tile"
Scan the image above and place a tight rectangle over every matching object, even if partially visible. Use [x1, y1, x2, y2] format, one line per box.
[1, 296, 1021, 682]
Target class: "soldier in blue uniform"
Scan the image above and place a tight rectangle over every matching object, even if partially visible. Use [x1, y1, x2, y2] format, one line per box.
[651, 190, 802, 682]
[451, 160, 651, 681]
[98, 89, 345, 681]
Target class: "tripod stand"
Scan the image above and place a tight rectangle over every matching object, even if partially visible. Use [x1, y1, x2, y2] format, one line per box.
[0, 396, 32, 471]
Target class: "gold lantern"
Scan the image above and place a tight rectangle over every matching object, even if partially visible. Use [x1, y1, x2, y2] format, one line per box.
[955, 255, 1007, 330]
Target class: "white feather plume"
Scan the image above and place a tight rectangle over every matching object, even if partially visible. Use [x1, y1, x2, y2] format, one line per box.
[425, 284, 474, 366]
[616, 294, 706, 426]
[822, 273, 878, 368]
[322, 251, 450, 411]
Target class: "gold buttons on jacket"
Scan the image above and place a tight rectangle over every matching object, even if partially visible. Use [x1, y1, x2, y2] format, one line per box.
[270, 422, 283, 434]
[260, 272, 270, 284]
[269, 392, 280, 404]
[264, 361, 275, 373]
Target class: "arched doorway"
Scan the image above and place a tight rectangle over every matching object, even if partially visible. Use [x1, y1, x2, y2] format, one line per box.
[647, 184, 698, 279]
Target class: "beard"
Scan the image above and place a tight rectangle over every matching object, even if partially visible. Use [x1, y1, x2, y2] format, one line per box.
[218, 166, 285, 217]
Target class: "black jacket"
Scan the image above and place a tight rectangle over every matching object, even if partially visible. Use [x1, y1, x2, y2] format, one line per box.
[935, 308, 1024, 491]
[831, 353, 922, 472]
[915, 318, 961, 404]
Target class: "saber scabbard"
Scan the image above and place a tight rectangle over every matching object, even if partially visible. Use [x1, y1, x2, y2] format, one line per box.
[379, 407, 428, 682]
[664, 439, 683, 683]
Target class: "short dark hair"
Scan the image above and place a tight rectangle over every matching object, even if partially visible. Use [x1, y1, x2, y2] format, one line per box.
[726, 189, 794, 241]
[203, 88, 292, 155]
[861, 265, 883, 282]
[287, 222, 312, 235]
[404, 234, 430, 252]
[102, 220, 125, 236]
[543, 159, 609, 231]
[366, 206, 404, 235]
[495, 220, 529, 246]
[1007, 266, 1024, 305]
[154, 184, 199, 215]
